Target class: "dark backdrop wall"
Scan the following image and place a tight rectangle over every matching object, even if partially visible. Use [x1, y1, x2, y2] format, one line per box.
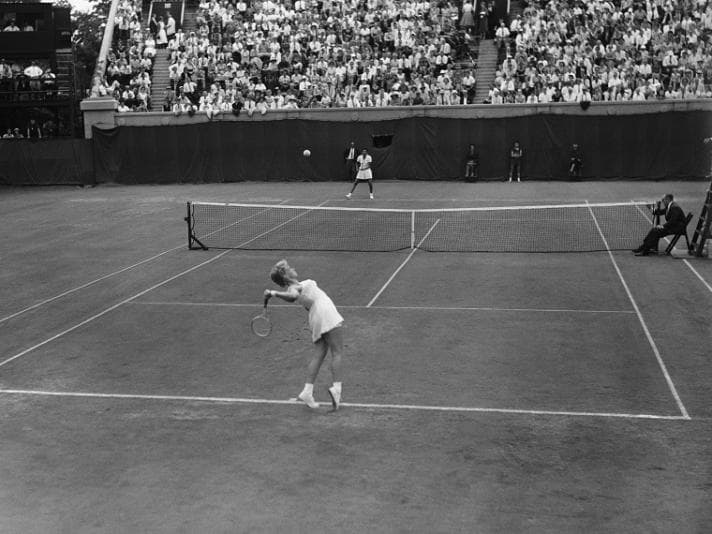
[0, 138, 94, 186]
[92, 111, 712, 184]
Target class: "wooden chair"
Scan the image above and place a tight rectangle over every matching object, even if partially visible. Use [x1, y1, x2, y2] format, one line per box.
[664, 212, 694, 255]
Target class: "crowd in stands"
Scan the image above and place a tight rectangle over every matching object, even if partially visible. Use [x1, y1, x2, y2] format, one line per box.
[0, 58, 58, 98]
[93, 0, 155, 111]
[159, 0, 478, 114]
[95, 0, 712, 113]
[488, 0, 712, 104]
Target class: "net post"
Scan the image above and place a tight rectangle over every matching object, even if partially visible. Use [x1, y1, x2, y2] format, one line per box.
[184, 201, 208, 250]
[411, 211, 415, 249]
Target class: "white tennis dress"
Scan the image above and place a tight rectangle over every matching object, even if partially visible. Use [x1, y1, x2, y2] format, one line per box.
[355, 154, 373, 180]
[294, 279, 344, 342]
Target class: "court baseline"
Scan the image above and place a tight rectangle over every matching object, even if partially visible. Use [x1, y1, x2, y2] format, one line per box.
[0, 388, 689, 421]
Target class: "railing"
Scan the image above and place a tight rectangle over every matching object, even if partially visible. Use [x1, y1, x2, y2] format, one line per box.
[112, 99, 712, 127]
[0, 88, 71, 103]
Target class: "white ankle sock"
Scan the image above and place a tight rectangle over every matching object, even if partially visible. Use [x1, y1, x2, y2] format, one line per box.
[301, 383, 313, 396]
[332, 382, 342, 393]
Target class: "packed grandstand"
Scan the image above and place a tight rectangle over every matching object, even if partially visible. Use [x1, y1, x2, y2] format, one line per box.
[85, 0, 712, 115]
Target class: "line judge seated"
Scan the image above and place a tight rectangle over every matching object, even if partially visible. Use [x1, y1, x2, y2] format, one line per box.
[632, 194, 686, 256]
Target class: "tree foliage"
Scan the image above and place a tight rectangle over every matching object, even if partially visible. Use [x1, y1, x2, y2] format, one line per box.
[69, 0, 112, 94]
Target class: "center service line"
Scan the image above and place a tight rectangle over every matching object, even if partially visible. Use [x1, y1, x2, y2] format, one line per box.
[367, 219, 440, 307]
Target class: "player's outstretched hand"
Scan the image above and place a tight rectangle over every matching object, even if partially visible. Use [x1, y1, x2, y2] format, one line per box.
[263, 289, 272, 306]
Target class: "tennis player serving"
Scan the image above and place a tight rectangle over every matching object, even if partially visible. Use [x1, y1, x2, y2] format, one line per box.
[264, 259, 344, 411]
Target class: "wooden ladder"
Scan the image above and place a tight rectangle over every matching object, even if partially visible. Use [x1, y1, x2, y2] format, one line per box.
[690, 181, 712, 257]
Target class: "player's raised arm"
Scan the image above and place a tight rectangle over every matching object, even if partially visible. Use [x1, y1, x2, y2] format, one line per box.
[264, 286, 300, 302]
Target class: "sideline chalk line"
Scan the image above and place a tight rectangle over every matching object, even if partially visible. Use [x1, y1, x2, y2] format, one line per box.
[0, 200, 323, 370]
[0, 199, 294, 325]
[587, 202, 690, 420]
[633, 202, 712, 295]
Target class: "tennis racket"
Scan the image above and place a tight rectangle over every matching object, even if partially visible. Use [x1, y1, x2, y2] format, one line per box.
[251, 307, 272, 337]
[251, 293, 273, 337]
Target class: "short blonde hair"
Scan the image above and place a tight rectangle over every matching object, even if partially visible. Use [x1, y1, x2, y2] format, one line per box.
[270, 259, 290, 287]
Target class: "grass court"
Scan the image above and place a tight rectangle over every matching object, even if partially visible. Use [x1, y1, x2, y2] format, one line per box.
[1, 180, 711, 532]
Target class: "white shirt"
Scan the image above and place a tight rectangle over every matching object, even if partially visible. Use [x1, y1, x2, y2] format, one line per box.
[357, 154, 372, 170]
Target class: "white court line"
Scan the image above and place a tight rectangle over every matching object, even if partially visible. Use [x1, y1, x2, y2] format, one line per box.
[633, 203, 712, 295]
[367, 219, 440, 307]
[0, 203, 320, 370]
[587, 202, 690, 420]
[0, 250, 231, 369]
[0, 389, 689, 421]
[0, 247, 184, 324]
[0, 199, 294, 325]
[129, 301, 636, 314]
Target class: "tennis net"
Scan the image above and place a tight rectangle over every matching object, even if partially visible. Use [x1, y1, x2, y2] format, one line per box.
[185, 200, 653, 253]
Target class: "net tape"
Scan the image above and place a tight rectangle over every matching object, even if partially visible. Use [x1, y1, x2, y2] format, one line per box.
[187, 201, 654, 253]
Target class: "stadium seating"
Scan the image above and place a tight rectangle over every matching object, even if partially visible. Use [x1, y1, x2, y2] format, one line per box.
[489, 0, 712, 103]
[162, 0, 477, 113]
[97, 0, 154, 112]
[93, 0, 712, 111]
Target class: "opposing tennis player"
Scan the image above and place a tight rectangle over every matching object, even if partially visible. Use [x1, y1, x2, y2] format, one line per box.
[264, 259, 344, 411]
[346, 148, 374, 199]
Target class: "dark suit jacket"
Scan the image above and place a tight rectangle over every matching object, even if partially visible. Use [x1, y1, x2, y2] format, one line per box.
[654, 202, 686, 234]
[344, 146, 358, 161]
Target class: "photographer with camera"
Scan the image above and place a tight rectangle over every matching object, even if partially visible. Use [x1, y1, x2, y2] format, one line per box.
[632, 194, 686, 256]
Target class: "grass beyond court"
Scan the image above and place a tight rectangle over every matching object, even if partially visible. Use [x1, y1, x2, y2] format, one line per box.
[1, 181, 711, 532]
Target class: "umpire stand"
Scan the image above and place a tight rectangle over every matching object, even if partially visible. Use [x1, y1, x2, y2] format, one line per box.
[689, 179, 712, 258]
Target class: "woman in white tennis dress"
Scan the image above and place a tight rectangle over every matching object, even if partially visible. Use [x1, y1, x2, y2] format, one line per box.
[345, 148, 374, 199]
[265, 260, 344, 411]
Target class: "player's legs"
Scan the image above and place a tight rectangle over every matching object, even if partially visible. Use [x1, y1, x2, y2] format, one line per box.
[298, 339, 328, 408]
[367, 179, 374, 198]
[346, 179, 360, 197]
[322, 327, 344, 410]
[306, 338, 328, 383]
[322, 327, 343, 382]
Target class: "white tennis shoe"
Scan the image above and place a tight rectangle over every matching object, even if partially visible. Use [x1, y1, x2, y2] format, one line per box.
[369, 193, 374, 200]
[298, 391, 320, 409]
[345, 193, 352, 199]
[328, 386, 341, 411]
